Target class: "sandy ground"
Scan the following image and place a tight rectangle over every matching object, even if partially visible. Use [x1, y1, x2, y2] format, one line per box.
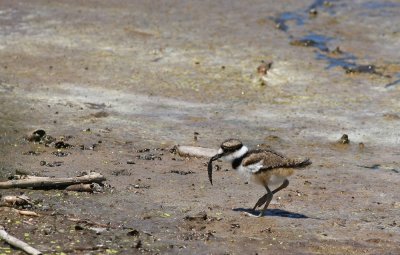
[0, 0, 399, 254]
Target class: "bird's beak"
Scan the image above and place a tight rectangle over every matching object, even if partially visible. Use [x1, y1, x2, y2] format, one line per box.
[208, 153, 222, 185]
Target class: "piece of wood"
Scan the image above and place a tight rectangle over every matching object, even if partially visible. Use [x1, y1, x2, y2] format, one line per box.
[65, 183, 93, 192]
[0, 195, 32, 206]
[176, 145, 217, 158]
[0, 226, 42, 255]
[13, 209, 39, 217]
[0, 172, 105, 189]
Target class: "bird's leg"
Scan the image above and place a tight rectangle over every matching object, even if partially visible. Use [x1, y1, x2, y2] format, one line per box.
[251, 180, 289, 217]
[272, 179, 289, 194]
[252, 194, 269, 211]
[252, 185, 274, 211]
[257, 186, 273, 217]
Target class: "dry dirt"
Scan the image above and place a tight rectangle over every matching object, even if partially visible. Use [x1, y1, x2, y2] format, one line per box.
[0, 0, 399, 254]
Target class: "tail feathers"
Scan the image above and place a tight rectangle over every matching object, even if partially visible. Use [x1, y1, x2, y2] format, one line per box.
[289, 158, 312, 168]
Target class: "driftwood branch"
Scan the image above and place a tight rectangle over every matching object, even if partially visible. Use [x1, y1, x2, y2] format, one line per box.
[0, 195, 32, 207]
[176, 145, 217, 158]
[0, 226, 42, 255]
[0, 172, 105, 189]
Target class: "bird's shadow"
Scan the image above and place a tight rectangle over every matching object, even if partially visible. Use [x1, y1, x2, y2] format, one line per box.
[232, 208, 309, 218]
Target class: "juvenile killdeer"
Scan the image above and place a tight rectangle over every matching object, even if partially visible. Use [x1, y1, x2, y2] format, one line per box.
[208, 139, 311, 217]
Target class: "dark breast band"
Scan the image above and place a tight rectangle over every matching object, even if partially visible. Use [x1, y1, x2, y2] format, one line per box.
[232, 153, 247, 169]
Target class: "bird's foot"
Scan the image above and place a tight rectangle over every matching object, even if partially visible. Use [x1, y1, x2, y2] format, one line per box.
[243, 211, 263, 217]
[252, 194, 269, 210]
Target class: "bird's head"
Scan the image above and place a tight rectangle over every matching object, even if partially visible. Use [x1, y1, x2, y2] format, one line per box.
[208, 139, 248, 185]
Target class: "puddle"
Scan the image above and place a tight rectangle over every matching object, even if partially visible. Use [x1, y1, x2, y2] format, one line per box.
[315, 51, 357, 69]
[289, 34, 380, 74]
[290, 33, 331, 52]
[273, 1, 387, 76]
[272, 12, 305, 31]
[307, 0, 340, 15]
[317, 53, 382, 75]
[272, 0, 338, 31]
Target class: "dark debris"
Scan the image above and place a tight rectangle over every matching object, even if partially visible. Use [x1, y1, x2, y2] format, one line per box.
[337, 134, 350, 144]
[344, 65, 381, 75]
[52, 151, 70, 157]
[55, 141, 72, 149]
[170, 170, 195, 175]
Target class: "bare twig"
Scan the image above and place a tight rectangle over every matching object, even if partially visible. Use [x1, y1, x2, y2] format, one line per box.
[0, 172, 105, 189]
[0, 226, 42, 255]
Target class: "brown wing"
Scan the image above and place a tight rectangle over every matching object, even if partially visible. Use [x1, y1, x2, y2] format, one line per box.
[242, 149, 310, 173]
[242, 149, 290, 168]
[241, 151, 267, 167]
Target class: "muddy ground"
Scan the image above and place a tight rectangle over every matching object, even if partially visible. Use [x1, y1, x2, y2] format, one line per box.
[0, 0, 399, 254]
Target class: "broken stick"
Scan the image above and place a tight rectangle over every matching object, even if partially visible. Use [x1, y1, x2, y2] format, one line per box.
[0, 172, 105, 189]
[0, 226, 42, 255]
[175, 145, 217, 158]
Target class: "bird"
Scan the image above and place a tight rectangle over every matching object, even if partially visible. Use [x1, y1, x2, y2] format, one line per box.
[208, 138, 311, 217]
